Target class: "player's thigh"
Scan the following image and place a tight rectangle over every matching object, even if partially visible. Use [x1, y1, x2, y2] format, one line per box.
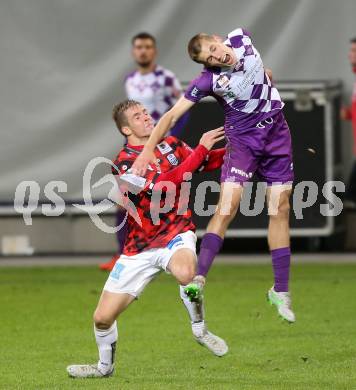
[94, 291, 135, 327]
[216, 181, 244, 216]
[168, 248, 196, 285]
[160, 231, 197, 285]
[104, 254, 161, 297]
[266, 185, 292, 216]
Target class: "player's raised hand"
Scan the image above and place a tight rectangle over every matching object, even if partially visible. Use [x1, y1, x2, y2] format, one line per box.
[265, 68, 273, 81]
[199, 127, 225, 151]
[131, 148, 158, 176]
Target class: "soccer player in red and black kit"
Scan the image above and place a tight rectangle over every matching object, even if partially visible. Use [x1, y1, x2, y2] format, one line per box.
[67, 100, 228, 378]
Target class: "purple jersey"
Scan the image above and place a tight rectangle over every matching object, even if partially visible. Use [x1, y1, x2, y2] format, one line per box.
[184, 28, 284, 134]
[125, 65, 182, 123]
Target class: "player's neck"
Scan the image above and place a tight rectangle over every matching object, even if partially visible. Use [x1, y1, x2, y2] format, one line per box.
[137, 63, 156, 75]
[126, 136, 148, 147]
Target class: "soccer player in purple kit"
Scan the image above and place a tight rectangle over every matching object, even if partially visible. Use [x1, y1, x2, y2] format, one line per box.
[132, 28, 295, 323]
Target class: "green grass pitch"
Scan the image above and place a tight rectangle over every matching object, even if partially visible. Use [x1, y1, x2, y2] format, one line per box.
[0, 263, 356, 390]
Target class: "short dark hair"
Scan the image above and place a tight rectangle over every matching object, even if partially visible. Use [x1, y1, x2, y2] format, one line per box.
[187, 33, 213, 64]
[131, 32, 156, 46]
[351, 37, 356, 44]
[112, 99, 141, 135]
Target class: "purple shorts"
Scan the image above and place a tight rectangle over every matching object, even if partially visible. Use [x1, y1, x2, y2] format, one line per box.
[221, 111, 294, 185]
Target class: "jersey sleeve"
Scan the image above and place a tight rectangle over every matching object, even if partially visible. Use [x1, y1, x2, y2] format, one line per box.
[184, 70, 212, 103]
[155, 144, 209, 186]
[198, 148, 226, 172]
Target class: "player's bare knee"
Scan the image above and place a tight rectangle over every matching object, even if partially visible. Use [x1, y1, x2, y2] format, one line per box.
[172, 259, 195, 285]
[93, 310, 114, 330]
[179, 265, 195, 285]
[215, 208, 237, 224]
[278, 196, 290, 215]
[270, 199, 290, 221]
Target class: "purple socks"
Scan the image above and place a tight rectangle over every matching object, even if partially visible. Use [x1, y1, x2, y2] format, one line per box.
[197, 233, 224, 277]
[271, 247, 291, 292]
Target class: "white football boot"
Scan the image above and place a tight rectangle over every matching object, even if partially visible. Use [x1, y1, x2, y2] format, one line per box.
[192, 323, 228, 357]
[67, 363, 114, 378]
[267, 286, 296, 323]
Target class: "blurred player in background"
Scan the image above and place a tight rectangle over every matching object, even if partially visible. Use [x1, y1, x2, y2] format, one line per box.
[341, 37, 356, 208]
[132, 28, 295, 323]
[100, 32, 188, 271]
[67, 100, 227, 378]
[125, 32, 188, 134]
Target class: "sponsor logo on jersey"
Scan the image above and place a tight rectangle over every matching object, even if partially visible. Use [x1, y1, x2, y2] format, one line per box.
[157, 141, 173, 154]
[216, 74, 230, 89]
[191, 87, 199, 97]
[234, 59, 244, 72]
[225, 91, 236, 99]
[231, 167, 253, 178]
[167, 153, 179, 166]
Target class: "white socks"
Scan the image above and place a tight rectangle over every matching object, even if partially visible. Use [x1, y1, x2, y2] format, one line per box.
[191, 321, 206, 338]
[179, 285, 205, 336]
[94, 321, 118, 374]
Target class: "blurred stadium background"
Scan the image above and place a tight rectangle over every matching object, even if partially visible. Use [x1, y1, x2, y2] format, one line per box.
[1, 0, 356, 254]
[1, 1, 356, 389]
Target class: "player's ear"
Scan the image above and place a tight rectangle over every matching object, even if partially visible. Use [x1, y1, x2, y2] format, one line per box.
[121, 126, 132, 137]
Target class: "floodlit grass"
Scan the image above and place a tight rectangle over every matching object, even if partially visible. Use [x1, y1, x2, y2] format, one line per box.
[0, 263, 356, 389]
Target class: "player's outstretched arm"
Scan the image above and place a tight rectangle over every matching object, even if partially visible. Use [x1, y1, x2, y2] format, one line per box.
[155, 127, 225, 186]
[202, 148, 226, 172]
[132, 97, 195, 176]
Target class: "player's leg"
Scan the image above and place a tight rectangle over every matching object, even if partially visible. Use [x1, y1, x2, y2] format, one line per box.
[184, 182, 244, 302]
[197, 182, 243, 277]
[165, 233, 228, 356]
[186, 181, 247, 302]
[67, 291, 134, 378]
[259, 112, 295, 322]
[266, 185, 295, 322]
[93, 291, 134, 374]
[67, 254, 160, 378]
[193, 139, 259, 287]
